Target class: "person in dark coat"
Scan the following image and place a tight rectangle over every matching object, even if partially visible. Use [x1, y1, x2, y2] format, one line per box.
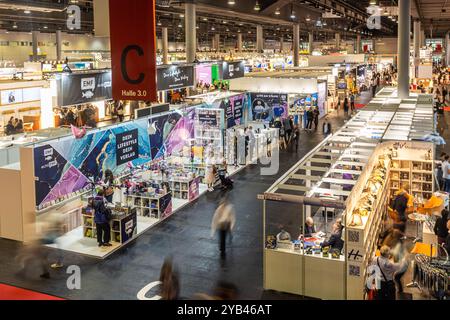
[313, 107, 320, 130]
[343, 97, 349, 117]
[321, 218, 344, 252]
[92, 189, 112, 247]
[306, 108, 314, 131]
[5, 120, 15, 135]
[434, 209, 449, 246]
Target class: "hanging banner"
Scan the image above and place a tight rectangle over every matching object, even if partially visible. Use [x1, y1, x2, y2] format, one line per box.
[157, 65, 195, 91]
[109, 0, 157, 101]
[57, 71, 112, 106]
[222, 61, 245, 80]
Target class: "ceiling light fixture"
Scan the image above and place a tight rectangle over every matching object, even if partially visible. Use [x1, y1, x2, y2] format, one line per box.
[254, 1, 261, 11]
[24, 10, 31, 14]
[275, 8, 281, 15]
[228, 0, 235, 4]
[290, 4, 296, 19]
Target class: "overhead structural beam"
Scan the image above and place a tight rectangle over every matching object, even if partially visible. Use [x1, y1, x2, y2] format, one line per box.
[260, 0, 290, 15]
[414, 0, 424, 21]
[190, 3, 294, 27]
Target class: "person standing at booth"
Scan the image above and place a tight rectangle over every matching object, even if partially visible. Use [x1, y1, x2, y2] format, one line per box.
[389, 183, 413, 236]
[93, 189, 112, 247]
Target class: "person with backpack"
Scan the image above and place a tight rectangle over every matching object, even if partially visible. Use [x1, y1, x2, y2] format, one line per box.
[93, 189, 112, 247]
[211, 197, 236, 259]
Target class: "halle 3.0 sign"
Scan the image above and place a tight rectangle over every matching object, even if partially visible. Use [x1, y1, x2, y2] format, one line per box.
[109, 0, 157, 102]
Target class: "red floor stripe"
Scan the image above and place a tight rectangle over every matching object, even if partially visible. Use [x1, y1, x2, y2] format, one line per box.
[355, 104, 366, 109]
[0, 284, 64, 300]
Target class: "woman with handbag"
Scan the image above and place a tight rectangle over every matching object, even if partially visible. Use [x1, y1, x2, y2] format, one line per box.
[373, 246, 408, 300]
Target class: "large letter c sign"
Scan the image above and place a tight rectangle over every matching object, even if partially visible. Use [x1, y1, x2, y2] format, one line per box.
[121, 45, 145, 85]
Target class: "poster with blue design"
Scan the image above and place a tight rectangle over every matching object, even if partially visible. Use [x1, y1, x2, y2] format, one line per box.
[34, 119, 152, 210]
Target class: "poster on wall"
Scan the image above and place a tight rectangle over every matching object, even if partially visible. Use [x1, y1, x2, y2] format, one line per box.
[147, 107, 196, 160]
[0, 87, 42, 105]
[218, 94, 246, 129]
[195, 64, 212, 86]
[34, 119, 152, 210]
[317, 82, 327, 118]
[222, 61, 245, 80]
[0, 89, 23, 105]
[109, 0, 158, 102]
[249, 93, 288, 122]
[57, 71, 112, 106]
[116, 129, 139, 166]
[157, 65, 195, 91]
[160, 193, 173, 219]
[188, 177, 200, 202]
[119, 210, 137, 243]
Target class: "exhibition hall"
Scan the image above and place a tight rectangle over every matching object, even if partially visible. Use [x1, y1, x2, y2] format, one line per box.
[0, 0, 449, 306]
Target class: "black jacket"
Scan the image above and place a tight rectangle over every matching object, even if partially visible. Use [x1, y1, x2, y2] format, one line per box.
[304, 224, 316, 237]
[434, 212, 449, 239]
[446, 234, 450, 255]
[321, 230, 344, 252]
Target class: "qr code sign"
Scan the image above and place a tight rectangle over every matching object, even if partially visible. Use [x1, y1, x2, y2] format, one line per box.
[348, 230, 360, 243]
[349, 265, 361, 277]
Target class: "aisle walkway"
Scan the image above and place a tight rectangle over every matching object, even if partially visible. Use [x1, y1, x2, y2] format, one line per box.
[0, 112, 346, 300]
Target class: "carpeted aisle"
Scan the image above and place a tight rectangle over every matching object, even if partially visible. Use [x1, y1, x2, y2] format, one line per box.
[0, 283, 64, 300]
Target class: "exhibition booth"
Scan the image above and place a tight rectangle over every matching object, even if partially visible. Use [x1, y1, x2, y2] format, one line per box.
[229, 71, 328, 128]
[260, 91, 442, 300]
[0, 96, 278, 258]
[53, 69, 113, 127]
[0, 79, 49, 133]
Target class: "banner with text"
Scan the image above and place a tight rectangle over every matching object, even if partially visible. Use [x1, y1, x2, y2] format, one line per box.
[57, 71, 112, 106]
[157, 65, 195, 91]
[109, 0, 157, 101]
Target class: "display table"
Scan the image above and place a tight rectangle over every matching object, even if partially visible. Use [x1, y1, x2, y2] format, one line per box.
[264, 248, 345, 299]
[125, 192, 172, 219]
[170, 177, 200, 201]
[408, 213, 428, 243]
[82, 206, 137, 244]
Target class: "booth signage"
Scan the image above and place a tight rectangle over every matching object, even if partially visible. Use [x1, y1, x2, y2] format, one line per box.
[157, 65, 194, 91]
[57, 71, 112, 106]
[109, 0, 158, 101]
[198, 113, 218, 126]
[222, 61, 245, 80]
[233, 98, 243, 119]
[116, 129, 139, 165]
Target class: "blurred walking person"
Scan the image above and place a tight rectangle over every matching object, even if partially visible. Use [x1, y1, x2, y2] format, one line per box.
[159, 257, 180, 300]
[211, 197, 236, 259]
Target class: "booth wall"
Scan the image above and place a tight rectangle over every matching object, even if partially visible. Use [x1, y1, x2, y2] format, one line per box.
[21, 147, 38, 242]
[0, 167, 23, 241]
[307, 54, 366, 66]
[230, 77, 318, 94]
